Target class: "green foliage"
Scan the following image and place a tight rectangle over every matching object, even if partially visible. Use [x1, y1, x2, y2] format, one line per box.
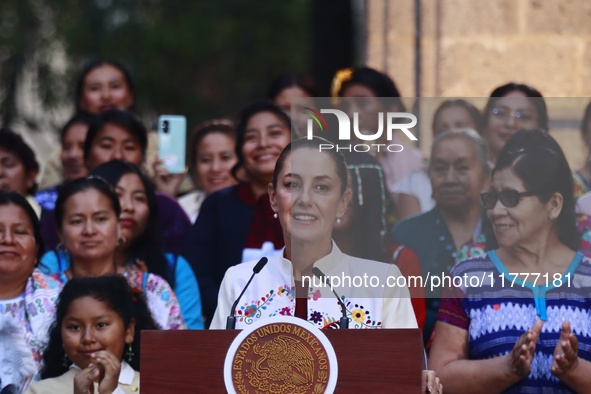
[0, 0, 311, 130]
[54, 0, 312, 128]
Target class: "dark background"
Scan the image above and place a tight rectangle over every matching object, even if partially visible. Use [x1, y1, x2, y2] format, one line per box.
[0, 0, 357, 132]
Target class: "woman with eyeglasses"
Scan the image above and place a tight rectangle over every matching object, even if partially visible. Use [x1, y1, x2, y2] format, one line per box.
[481, 82, 548, 165]
[392, 128, 490, 347]
[430, 129, 591, 393]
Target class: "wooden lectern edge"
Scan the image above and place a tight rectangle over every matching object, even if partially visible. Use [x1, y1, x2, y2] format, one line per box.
[141, 328, 423, 393]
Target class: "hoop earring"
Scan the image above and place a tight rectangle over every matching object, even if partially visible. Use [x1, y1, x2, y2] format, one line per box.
[126, 344, 134, 363]
[273, 212, 278, 219]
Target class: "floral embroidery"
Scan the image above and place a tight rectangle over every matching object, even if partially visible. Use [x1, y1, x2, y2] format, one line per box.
[309, 289, 321, 301]
[351, 308, 366, 323]
[310, 311, 323, 323]
[279, 306, 291, 316]
[344, 301, 381, 328]
[237, 285, 295, 324]
[234, 283, 384, 329]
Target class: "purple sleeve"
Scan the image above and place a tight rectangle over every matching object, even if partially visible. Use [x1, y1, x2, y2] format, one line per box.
[155, 192, 191, 256]
[436, 285, 469, 330]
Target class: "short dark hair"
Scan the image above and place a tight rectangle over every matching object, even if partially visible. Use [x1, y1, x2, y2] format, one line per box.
[337, 67, 406, 112]
[41, 275, 158, 378]
[482, 82, 548, 131]
[0, 129, 39, 195]
[55, 176, 121, 230]
[232, 102, 292, 181]
[491, 129, 578, 250]
[83, 109, 148, 165]
[272, 136, 348, 196]
[0, 191, 44, 260]
[432, 99, 482, 135]
[75, 59, 135, 114]
[267, 73, 318, 100]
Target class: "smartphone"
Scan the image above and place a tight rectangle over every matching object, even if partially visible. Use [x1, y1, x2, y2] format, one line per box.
[158, 115, 186, 174]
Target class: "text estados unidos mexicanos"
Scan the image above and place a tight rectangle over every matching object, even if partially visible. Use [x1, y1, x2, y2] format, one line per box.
[302, 271, 572, 292]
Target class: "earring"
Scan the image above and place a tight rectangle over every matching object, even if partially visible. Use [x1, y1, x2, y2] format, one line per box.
[63, 354, 70, 367]
[273, 212, 278, 219]
[117, 235, 127, 247]
[336, 217, 341, 224]
[126, 344, 134, 363]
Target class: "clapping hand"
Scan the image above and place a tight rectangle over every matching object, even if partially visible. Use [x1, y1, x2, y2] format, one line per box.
[551, 320, 579, 378]
[509, 319, 543, 378]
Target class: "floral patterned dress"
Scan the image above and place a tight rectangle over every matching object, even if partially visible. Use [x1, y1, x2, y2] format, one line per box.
[210, 242, 417, 330]
[0, 269, 62, 393]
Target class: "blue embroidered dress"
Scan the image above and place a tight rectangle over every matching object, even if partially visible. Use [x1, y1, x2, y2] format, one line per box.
[437, 251, 591, 393]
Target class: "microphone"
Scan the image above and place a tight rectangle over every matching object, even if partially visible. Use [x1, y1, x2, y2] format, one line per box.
[226, 257, 268, 329]
[312, 267, 348, 329]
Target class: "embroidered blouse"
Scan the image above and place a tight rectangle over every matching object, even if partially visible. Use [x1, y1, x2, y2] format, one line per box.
[210, 242, 417, 330]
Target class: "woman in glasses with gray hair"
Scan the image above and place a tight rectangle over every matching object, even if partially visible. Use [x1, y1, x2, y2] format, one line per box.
[430, 129, 591, 393]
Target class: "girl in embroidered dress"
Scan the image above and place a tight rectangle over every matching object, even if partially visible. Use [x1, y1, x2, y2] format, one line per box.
[27, 275, 157, 393]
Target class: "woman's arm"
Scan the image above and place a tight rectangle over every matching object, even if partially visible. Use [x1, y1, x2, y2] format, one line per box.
[429, 321, 542, 393]
[171, 255, 205, 329]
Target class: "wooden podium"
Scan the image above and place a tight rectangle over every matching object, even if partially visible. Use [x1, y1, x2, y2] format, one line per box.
[141, 328, 423, 393]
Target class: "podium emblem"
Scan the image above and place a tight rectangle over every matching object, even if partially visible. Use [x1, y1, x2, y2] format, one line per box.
[224, 316, 338, 394]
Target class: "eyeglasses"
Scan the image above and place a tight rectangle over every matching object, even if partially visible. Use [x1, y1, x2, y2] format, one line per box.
[480, 190, 536, 209]
[490, 107, 536, 125]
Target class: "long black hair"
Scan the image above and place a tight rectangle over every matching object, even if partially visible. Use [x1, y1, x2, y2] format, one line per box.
[41, 276, 157, 378]
[89, 160, 173, 286]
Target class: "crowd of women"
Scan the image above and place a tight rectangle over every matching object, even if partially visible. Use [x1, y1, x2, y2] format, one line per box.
[3, 57, 591, 393]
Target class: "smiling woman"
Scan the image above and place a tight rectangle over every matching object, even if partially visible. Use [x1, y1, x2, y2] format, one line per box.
[178, 119, 238, 223]
[183, 102, 290, 327]
[210, 137, 443, 393]
[429, 130, 591, 393]
[0, 192, 62, 393]
[210, 136, 417, 330]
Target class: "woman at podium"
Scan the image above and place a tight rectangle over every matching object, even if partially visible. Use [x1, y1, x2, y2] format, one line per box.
[211, 136, 417, 330]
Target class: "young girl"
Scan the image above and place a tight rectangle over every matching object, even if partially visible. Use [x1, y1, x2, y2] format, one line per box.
[26, 275, 157, 393]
